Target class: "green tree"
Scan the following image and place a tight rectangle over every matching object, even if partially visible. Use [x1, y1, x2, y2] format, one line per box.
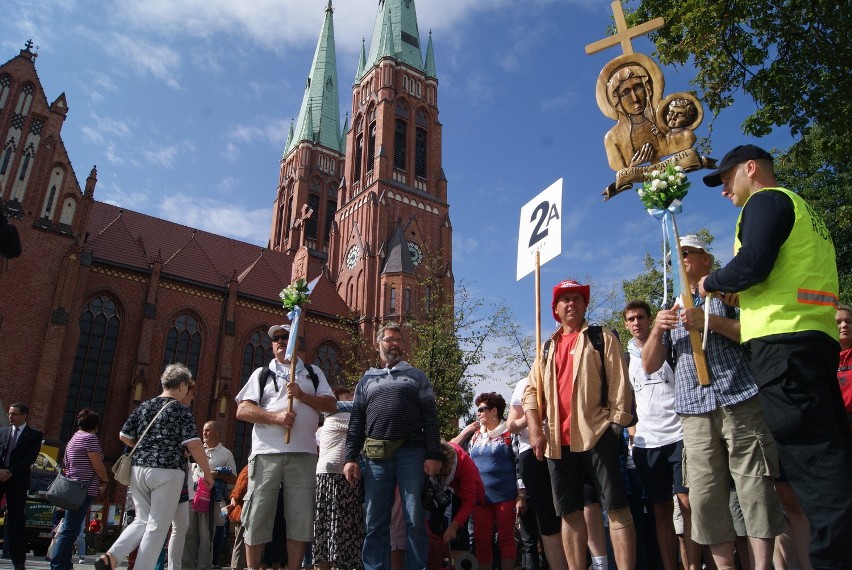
[625, 0, 850, 301]
[407, 274, 514, 439]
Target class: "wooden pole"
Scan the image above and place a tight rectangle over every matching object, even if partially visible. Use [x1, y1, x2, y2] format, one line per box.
[285, 357, 297, 443]
[671, 217, 711, 385]
[534, 250, 544, 411]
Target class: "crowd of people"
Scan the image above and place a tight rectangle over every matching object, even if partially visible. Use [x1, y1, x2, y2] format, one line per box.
[2, 143, 850, 570]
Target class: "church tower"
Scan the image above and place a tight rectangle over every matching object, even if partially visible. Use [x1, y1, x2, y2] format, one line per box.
[330, 0, 452, 336]
[270, 0, 345, 279]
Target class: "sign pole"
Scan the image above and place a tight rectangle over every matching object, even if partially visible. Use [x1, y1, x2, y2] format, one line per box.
[534, 250, 543, 411]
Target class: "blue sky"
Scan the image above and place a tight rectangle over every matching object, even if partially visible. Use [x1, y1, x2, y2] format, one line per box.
[3, 0, 797, 400]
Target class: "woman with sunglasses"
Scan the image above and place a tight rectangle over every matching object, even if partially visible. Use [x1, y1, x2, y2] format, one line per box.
[453, 392, 517, 570]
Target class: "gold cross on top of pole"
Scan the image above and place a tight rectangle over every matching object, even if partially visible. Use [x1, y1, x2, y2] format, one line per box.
[585, 1, 665, 56]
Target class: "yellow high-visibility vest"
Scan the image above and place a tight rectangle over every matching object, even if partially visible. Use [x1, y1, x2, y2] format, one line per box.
[734, 187, 838, 342]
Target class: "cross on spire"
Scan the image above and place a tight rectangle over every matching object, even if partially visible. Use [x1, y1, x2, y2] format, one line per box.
[585, 1, 664, 56]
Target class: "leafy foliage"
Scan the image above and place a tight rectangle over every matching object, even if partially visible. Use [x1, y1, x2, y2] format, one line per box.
[625, 0, 850, 301]
[408, 274, 514, 439]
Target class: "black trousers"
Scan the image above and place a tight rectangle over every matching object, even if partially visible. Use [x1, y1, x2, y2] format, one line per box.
[751, 332, 852, 570]
[0, 483, 28, 566]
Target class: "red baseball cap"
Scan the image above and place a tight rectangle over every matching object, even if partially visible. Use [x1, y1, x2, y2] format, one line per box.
[551, 280, 590, 321]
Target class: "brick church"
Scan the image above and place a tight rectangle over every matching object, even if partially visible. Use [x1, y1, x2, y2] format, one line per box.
[0, 0, 452, 475]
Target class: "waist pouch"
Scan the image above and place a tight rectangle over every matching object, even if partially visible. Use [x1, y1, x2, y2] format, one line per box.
[363, 437, 405, 460]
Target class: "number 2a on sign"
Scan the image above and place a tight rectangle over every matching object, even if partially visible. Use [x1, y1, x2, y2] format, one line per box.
[516, 178, 563, 281]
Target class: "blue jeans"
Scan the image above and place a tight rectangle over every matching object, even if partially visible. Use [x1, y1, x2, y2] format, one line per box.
[51, 494, 93, 570]
[360, 446, 427, 570]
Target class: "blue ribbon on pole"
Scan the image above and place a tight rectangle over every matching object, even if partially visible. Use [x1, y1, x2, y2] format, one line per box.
[648, 199, 683, 308]
[284, 305, 301, 362]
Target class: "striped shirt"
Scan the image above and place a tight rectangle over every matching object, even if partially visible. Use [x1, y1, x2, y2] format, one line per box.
[667, 294, 759, 415]
[344, 361, 441, 462]
[64, 430, 103, 496]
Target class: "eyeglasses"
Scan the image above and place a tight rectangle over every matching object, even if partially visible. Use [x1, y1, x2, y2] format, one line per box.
[681, 250, 705, 257]
[272, 336, 289, 343]
[476, 406, 492, 413]
[380, 337, 402, 345]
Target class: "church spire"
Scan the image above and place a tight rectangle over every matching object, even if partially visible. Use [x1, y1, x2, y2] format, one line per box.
[366, 0, 424, 71]
[284, 1, 342, 156]
[424, 30, 436, 79]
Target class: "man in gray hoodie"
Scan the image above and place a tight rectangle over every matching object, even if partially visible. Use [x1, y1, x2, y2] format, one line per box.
[344, 322, 442, 570]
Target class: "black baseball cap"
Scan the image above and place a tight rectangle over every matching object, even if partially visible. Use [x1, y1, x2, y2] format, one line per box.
[703, 144, 773, 187]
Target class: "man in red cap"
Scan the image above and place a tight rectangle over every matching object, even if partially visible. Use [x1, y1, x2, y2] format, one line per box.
[523, 280, 635, 570]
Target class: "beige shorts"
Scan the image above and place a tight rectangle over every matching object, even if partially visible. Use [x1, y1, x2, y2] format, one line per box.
[681, 396, 786, 545]
[242, 453, 318, 544]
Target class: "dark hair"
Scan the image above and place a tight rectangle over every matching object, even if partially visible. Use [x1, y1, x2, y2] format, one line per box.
[623, 300, 651, 320]
[475, 392, 506, 419]
[77, 408, 100, 431]
[838, 303, 851, 315]
[333, 386, 352, 400]
[10, 402, 28, 415]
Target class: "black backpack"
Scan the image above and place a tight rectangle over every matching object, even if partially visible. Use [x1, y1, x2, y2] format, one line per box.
[258, 364, 320, 393]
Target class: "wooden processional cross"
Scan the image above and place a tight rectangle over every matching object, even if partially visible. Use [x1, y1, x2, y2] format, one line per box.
[583, 2, 712, 386]
[584, 1, 664, 56]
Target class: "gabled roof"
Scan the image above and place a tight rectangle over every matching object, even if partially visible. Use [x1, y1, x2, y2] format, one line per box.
[365, 0, 424, 74]
[382, 221, 415, 275]
[86, 202, 291, 302]
[284, 2, 343, 156]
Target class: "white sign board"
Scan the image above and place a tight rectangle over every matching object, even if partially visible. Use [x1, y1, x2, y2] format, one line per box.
[517, 178, 563, 280]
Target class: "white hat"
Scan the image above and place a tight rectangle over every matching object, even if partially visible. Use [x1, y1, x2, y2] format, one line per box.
[666, 235, 713, 265]
[268, 324, 291, 338]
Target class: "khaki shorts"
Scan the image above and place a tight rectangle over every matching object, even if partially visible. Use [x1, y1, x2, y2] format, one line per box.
[681, 396, 786, 545]
[242, 453, 318, 544]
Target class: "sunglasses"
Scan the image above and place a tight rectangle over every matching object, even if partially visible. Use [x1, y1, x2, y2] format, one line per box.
[272, 335, 289, 343]
[476, 406, 492, 413]
[681, 250, 705, 257]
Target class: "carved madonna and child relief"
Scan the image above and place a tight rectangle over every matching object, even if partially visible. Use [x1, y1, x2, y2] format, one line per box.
[586, 1, 715, 200]
[597, 53, 712, 199]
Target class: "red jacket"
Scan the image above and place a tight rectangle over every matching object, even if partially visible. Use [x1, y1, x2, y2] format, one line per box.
[447, 442, 485, 528]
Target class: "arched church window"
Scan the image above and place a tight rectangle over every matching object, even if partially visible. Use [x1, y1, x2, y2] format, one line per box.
[415, 127, 427, 179]
[61, 295, 121, 441]
[59, 198, 77, 226]
[0, 74, 11, 112]
[394, 119, 407, 171]
[314, 342, 341, 386]
[390, 287, 397, 312]
[367, 123, 376, 173]
[355, 118, 364, 180]
[233, 328, 274, 468]
[162, 313, 202, 377]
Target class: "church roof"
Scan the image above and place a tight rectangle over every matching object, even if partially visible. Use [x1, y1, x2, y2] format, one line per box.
[364, 0, 425, 76]
[283, 2, 343, 156]
[86, 201, 289, 300]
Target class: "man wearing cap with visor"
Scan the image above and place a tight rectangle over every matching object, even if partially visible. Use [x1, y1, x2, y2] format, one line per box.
[236, 324, 337, 570]
[698, 144, 852, 569]
[523, 280, 635, 570]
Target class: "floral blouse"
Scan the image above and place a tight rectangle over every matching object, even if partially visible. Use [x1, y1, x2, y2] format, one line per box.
[119, 397, 199, 470]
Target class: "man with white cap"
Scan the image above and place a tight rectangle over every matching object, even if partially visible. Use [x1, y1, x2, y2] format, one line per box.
[697, 144, 852, 569]
[235, 324, 337, 570]
[523, 279, 635, 570]
[644, 234, 785, 570]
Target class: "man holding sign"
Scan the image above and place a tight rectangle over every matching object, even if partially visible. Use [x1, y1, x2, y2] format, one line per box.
[523, 279, 635, 570]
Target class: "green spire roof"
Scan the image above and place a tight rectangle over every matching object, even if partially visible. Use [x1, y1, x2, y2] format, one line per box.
[364, 0, 424, 75]
[284, 2, 342, 156]
[355, 38, 366, 81]
[424, 30, 436, 79]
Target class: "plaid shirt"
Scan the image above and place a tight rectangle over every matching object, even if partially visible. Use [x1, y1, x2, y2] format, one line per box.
[666, 294, 758, 415]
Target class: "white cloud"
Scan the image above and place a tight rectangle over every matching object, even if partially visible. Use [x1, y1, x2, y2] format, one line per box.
[223, 118, 289, 160]
[142, 145, 179, 169]
[157, 194, 271, 245]
[110, 33, 182, 89]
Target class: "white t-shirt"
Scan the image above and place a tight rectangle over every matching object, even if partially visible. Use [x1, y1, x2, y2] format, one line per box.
[510, 377, 531, 454]
[627, 338, 683, 448]
[235, 357, 333, 458]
